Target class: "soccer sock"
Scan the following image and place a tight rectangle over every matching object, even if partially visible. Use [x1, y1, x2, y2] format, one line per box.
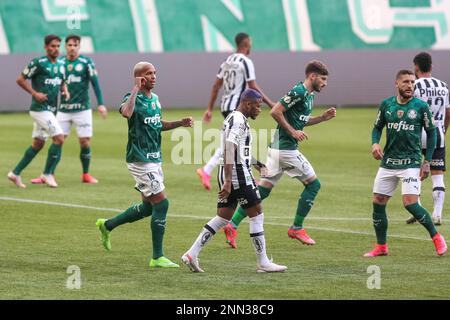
[231, 185, 272, 228]
[372, 203, 388, 245]
[80, 146, 91, 174]
[105, 201, 153, 231]
[43, 143, 62, 175]
[13, 146, 39, 175]
[203, 147, 222, 176]
[293, 179, 321, 229]
[249, 213, 271, 266]
[187, 216, 229, 257]
[405, 203, 438, 238]
[431, 174, 445, 219]
[151, 198, 169, 259]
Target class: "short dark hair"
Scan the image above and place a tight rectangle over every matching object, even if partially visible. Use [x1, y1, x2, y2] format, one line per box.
[396, 69, 414, 80]
[65, 34, 81, 44]
[240, 88, 262, 102]
[413, 52, 432, 73]
[44, 34, 61, 46]
[235, 32, 249, 47]
[305, 60, 329, 76]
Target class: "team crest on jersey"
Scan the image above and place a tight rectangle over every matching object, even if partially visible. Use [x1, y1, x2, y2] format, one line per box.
[283, 96, 292, 104]
[75, 64, 83, 72]
[53, 66, 58, 74]
[151, 102, 156, 109]
[407, 109, 417, 119]
[397, 110, 404, 118]
[67, 64, 73, 72]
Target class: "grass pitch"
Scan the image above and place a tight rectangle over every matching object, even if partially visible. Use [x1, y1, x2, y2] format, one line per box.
[0, 108, 449, 300]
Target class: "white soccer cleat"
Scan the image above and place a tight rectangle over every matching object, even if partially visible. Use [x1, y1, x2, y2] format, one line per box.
[181, 253, 204, 273]
[42, 174, 58, 188]
[256, 262, 287, 273]
[7, 171, 26, 188]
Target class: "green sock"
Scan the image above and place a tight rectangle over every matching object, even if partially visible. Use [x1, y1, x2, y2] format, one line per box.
[105, 201, 152, 231]
[80, 146, 91, 174]
[231, 185, 272, 228]
[405, 203, 438, 238]
[13, 146, 39, 175]
[373, 203, 388, 245]
[44, 143, 62, 175]
[293, 179, 321, 229]
[151, 198, 169, 259]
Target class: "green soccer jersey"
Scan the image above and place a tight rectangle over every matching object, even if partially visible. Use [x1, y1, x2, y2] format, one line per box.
[269, 82, 314, 150]
[59, 55, 104, 113]
[21, 56, 66, 113]
[122, 92, 163, 163]
[374, 96, 435, 169]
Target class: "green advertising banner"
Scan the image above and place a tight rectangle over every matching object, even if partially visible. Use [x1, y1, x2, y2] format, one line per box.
[0, 0, 449, 54]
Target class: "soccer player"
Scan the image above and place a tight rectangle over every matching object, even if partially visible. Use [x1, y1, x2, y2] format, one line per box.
[182, 89, 286, 273]
[31, 34, 107, 185]
[7, 34, 69, 188]
[364, 69, 447, 257]
[223, 61, 336, 249]
[96, 62, 193, 268]
[406, 52, 450, 226]
[196, 32, 274, 190]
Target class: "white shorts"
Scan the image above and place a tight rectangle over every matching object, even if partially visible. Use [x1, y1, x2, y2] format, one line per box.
[56, 110, 93, 138]
[373, 167, 421, 196]
[127, 162, 165, 197]
[30, 111, 63, 141]
[260, 148, 316, 186]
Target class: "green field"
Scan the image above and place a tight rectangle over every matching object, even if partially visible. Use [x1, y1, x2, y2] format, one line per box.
[0, 108, 449, 300]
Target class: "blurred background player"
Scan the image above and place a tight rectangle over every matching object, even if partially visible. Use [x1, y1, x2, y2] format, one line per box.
[7, 34, 69, 188]
[96, 62, 193, 268]
[365, 69, 446, 257]
[31, 34, 108, 185]
[182, 89, 286, 273]
[196, 32, 274, 190]
[406, 52, 450, 225]
[223, 61, 336, 249]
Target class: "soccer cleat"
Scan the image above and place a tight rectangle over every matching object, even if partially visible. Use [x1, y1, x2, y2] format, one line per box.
[196, 167, 211, 191]
[433, 217, 442, 226]
[181, 253, 204, 273]
[149, 256, 180, 268]
[432, 233, 447, 256]
[7, 171, 26, 188]
[287, 228, 316, 245]
[30, 175, 45, 184]
[363, 244, 388, 257]
[224, 223, 238, 249]
[256, 262, 287, 273]
[42, 174, 58, 188]
[82, 173, 98, 184]
[96, 219, 111, 251]
[406, 216, 417, 224]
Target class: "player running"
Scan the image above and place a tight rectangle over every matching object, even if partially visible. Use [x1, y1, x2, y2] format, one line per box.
[182, 89, 287, 273]
[223, 61, 336, 249]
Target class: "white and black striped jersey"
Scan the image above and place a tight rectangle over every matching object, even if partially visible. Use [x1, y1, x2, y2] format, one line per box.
[217, 53, 256, 113]
[415, 77, 450, 149]
[218, 111, 255, 189]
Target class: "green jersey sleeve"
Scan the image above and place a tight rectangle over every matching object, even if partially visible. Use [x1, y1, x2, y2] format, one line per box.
[374, 100, 387, 130]
[87, 58, 104, 106]
[421, 103, 436, 132]
[279, 87, 304, 110]
[21, 58, 40, 79]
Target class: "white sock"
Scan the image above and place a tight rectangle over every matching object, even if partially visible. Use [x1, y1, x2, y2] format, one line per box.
[249, 213, 271, 266]
[187, 216, 229, 257]
[203, 147, 222, 176]
[432, 174, 445, 219]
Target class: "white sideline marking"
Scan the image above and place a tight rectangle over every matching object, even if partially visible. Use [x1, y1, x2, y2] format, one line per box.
[0, 196, 436, 242]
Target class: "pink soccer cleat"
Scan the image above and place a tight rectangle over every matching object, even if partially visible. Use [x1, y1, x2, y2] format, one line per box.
[432, 233, 447, 256]
[82, 173, 98, 184]
[224, 223, 238, 249]
[288, 228, 316, 245]
[7, 171, 26, 188]
[196, 167, 211, 191]
[30, 175, 45, 184]
[364, 244, 388, 257]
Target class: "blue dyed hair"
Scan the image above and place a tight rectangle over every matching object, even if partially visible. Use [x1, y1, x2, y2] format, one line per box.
[240, 88, 262, 102]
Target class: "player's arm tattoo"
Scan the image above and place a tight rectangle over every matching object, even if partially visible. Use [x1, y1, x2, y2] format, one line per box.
[120, 86, 139, 118]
